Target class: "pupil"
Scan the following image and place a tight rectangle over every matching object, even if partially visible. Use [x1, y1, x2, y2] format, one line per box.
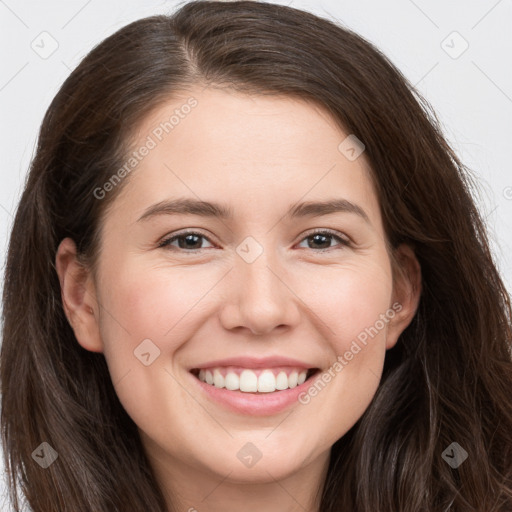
[311, 234, 330, 249]
[180, 234, 200, 249]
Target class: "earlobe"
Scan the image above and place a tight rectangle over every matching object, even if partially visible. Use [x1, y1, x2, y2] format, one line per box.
[55, 237, 103, 353]
[385, 243, 422, 350]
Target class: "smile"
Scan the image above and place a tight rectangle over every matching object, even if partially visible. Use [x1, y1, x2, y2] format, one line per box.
[191, 366, 319, 393]
[188, 355, 323, 415]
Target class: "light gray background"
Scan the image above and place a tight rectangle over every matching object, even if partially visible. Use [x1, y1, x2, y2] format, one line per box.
[1, 0, 511, 508]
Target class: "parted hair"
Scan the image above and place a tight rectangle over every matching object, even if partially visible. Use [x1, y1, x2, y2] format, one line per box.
[1, 1, 511, 510]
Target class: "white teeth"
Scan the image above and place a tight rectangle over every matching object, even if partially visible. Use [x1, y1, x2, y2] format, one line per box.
[213, 369, 224, 388]
[257, 370, 276, 393]
[275, 371, 288, 390]
[288, 371, 298, 388]
[224, 372, 239, 391]
[239, 369, 258, 392]
[196, 367, 310, 392]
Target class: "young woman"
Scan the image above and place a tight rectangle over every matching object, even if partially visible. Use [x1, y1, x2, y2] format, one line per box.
[2, 1, 511, 511]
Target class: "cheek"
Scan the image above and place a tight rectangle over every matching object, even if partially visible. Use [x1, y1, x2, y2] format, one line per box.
[332, 269, 393, 380]
[95, 263, 207, 434]
[295, 261, 393, 440]
[95, 262, 198, 384]
[304, 259, 393, 350]
[98, 261, 215, 344]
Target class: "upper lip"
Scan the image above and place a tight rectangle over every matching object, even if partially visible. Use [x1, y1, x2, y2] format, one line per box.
[189, 356, 317, 371]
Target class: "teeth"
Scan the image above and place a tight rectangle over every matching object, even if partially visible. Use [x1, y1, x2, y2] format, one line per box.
[288, 371, 298, 388]
[240, 369, 258, 392]
[213, 369, 224, 388]
[257, 370, 275, 392]
[276, 371, 288, 390]
[196, 367, 310, 393]
[225, 372, 239, 391]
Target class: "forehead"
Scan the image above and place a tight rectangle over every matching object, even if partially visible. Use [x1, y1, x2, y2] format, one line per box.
[111, 86, 381, 228]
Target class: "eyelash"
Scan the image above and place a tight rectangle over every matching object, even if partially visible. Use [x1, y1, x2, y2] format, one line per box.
[158, 229, 351, 253]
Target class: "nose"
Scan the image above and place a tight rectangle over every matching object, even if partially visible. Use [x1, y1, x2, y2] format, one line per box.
[219, 247, 301, 336]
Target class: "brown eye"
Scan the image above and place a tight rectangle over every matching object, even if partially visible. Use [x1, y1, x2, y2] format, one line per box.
[297, 230, 350, 251]
[159, 231, 214, 251]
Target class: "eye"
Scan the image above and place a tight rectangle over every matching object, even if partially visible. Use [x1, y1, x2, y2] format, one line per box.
[296, 229, 350, 251]
[158, 228, 351, 253]
[158, 231, 215, 251]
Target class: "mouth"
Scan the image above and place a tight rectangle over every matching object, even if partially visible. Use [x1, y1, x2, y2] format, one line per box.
[189, 366, 321, 394]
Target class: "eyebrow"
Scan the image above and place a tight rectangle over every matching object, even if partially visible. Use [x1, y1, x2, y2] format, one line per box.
[136, 197, 370, 224]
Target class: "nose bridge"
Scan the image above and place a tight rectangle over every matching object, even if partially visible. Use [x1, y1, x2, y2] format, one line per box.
[220, 236, 299, 335]
[235, 233, 279, 285]
[237, 238, 283, 304]
[240, 247, 278, 296]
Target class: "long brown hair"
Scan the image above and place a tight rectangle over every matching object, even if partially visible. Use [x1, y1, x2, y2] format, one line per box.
[2, 1, 511, 510]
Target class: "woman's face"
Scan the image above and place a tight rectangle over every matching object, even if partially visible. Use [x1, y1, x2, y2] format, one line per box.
[57, 86, 420, 496]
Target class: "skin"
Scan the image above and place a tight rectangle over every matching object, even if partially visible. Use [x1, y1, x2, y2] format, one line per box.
[56, 86, 421, 512]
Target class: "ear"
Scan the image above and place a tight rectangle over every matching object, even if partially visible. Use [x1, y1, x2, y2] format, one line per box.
[55, 237, 103, 353]
[385, 243, 422, 350]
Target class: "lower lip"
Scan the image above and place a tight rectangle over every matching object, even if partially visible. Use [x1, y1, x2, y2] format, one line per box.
[190, 371, 320, 416]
